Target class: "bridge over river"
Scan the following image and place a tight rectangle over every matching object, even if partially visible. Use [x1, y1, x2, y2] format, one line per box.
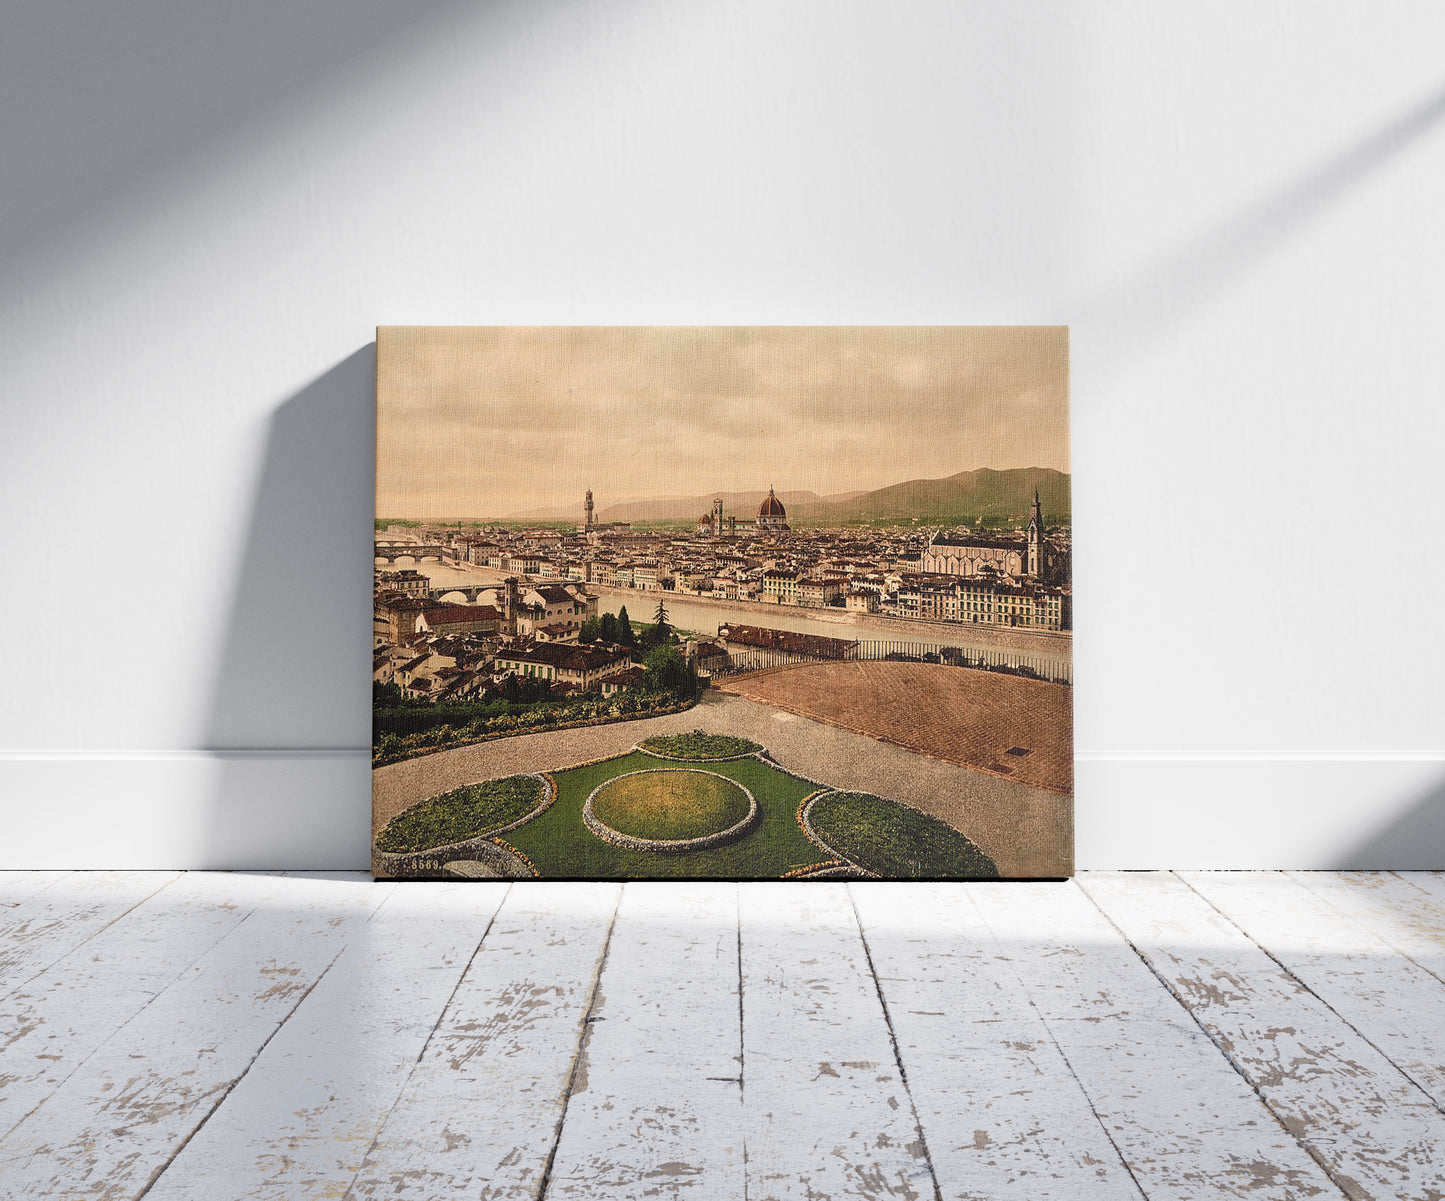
[374, 542, 458, 564]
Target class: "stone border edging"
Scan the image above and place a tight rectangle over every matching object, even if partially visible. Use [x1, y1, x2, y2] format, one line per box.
[582, 768, 760, 854]
[795, 789, 881, 879]
[439, 838, 540, 880]
[373, 771, 556, 874]
[632, 739, 763, 763]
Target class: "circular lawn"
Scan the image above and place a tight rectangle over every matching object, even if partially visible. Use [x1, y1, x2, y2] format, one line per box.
[589, 768, 757, 844]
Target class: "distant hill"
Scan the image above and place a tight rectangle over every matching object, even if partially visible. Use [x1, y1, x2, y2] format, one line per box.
[795, 468, 1070, 525]
[504, 471, 1067, 525]
[596, 490, 852, 525]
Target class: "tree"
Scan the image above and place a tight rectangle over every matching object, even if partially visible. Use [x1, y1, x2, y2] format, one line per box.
[641, 645, 697, 699]
[579, 616, 602, 643]
[653, 598, 669, 632]
[616, 606, 637, 647]
[599, 612, 619, 643]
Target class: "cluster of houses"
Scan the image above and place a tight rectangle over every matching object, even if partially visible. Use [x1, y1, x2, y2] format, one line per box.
[373, 489, 1073, 705]
[381, 499, 1072, 635]
[375, 574, 740, 704]
[373, 578, 645, 704]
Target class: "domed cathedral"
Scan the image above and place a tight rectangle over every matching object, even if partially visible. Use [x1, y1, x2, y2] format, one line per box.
[756, 486, 790, 533]
[922, 489, 1057, 580]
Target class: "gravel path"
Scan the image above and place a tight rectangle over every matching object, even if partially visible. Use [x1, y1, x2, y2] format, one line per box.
[372, 690, 1071, 877]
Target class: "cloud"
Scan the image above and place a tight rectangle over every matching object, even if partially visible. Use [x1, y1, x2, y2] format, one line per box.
[377, 326, 1069, 518]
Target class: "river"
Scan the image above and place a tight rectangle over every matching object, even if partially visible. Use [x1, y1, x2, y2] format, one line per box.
[388, 558, 1072, 683]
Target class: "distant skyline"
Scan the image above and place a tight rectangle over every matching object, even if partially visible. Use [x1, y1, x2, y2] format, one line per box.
[377, 327, 1069, 519]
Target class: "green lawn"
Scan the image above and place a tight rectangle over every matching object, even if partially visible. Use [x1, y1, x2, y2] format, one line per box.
[376, 742, 1003, 879]
[504, 751, 828, 879]
[807, 791, 1000, 879]
[590, 770, 751, 840]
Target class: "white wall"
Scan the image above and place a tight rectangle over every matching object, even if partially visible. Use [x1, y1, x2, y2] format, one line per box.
[3, 1, 1442, 869]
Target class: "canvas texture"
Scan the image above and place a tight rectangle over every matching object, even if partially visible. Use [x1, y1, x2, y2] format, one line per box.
[373, 327, 1072, 880]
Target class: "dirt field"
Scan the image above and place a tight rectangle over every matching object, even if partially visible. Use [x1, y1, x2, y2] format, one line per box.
[718, 661, 1072, 794]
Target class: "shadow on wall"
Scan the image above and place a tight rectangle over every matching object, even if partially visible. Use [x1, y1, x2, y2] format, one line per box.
[0, 0, 474, 281]
[1075, 82, 1445, 383]
[200, 345, 376, 869]
[1337, 772, 1445, 871]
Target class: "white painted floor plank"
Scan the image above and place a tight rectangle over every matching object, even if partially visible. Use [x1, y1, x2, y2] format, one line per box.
[974, 882, 1341, 1200]
[739, 882, 937, 1201]
[345, 882, 621, 1200]
[0, 871, 182, 1001]
[543, 882, 744, 1199]
[1288, 872, 1445, 982]
[144, 881, 509, 1201]
[6, 871, 1445, 1201]
[0, 873, 390, 1199]
[852, 883, 1143, 1200]
[0, 871, 291, 1140]
[1085, 871, 1445, 1200]
[1184, 871, 1445, 1112]
[0, 871, 67, 908]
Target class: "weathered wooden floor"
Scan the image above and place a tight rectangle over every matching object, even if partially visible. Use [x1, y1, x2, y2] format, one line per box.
[2, 873, 1444, 1199]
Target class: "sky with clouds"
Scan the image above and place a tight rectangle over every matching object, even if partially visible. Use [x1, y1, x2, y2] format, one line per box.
[377, 326, 1069, 519]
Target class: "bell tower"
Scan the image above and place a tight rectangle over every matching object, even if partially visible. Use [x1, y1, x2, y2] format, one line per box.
[1026, 489, 1044, 578]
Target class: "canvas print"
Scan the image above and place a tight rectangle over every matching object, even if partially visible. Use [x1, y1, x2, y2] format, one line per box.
[373, 327, 1072, 880]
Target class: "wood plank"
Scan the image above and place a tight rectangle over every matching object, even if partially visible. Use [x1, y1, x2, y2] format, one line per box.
[0, 871, 182, 1000]
[345, 882, 621, 1199]
[0, 872, 390, 1198]
[0, 871, 290, 1140]
[1184, 871, 1445, 1112]
[973, 881, 1341, 1199]
[738, 882, 937, 1201]
[1084, 871, 1445, 1199]
[142, 881, 509, 1200]
[0, 871, 67, 908]
[852, 883, 1143, 1200]
[1288, 872, 1445, 980]
[543, 882, 744, 1198]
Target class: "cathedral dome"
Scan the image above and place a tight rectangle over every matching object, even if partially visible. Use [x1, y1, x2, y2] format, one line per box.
[757, 488, 787, 519]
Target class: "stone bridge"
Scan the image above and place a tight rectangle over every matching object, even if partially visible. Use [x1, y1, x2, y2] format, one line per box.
[426, 584, 494, 603]
[374, 543, 455, 563]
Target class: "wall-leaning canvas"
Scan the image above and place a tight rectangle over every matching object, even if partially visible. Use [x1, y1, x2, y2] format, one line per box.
[373, 327, 1072, 879]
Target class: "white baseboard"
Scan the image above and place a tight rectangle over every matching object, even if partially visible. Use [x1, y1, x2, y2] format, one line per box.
[1, 752, 1442, 870]
[0, 751, 370, 870]
[1076, 753, 1445, 870]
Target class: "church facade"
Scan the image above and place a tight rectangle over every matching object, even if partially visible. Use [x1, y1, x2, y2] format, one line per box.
[920, 490, 1059, 582]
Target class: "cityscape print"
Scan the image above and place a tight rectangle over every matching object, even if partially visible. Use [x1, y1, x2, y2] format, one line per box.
[374, 326, 1072, 879]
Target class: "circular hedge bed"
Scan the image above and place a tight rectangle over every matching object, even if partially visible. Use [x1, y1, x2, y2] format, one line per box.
[805, 792, 999, 879]
[639, 731, 762, 761]
[375, 774, 545, 854]
[590, 770, 752, 841]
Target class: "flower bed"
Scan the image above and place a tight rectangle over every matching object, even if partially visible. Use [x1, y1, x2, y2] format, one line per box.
[637, 730, 763, 762]
[373, 698, 698, 767]
[375, 773, 551, 855]
[800, 790, 999, 879]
